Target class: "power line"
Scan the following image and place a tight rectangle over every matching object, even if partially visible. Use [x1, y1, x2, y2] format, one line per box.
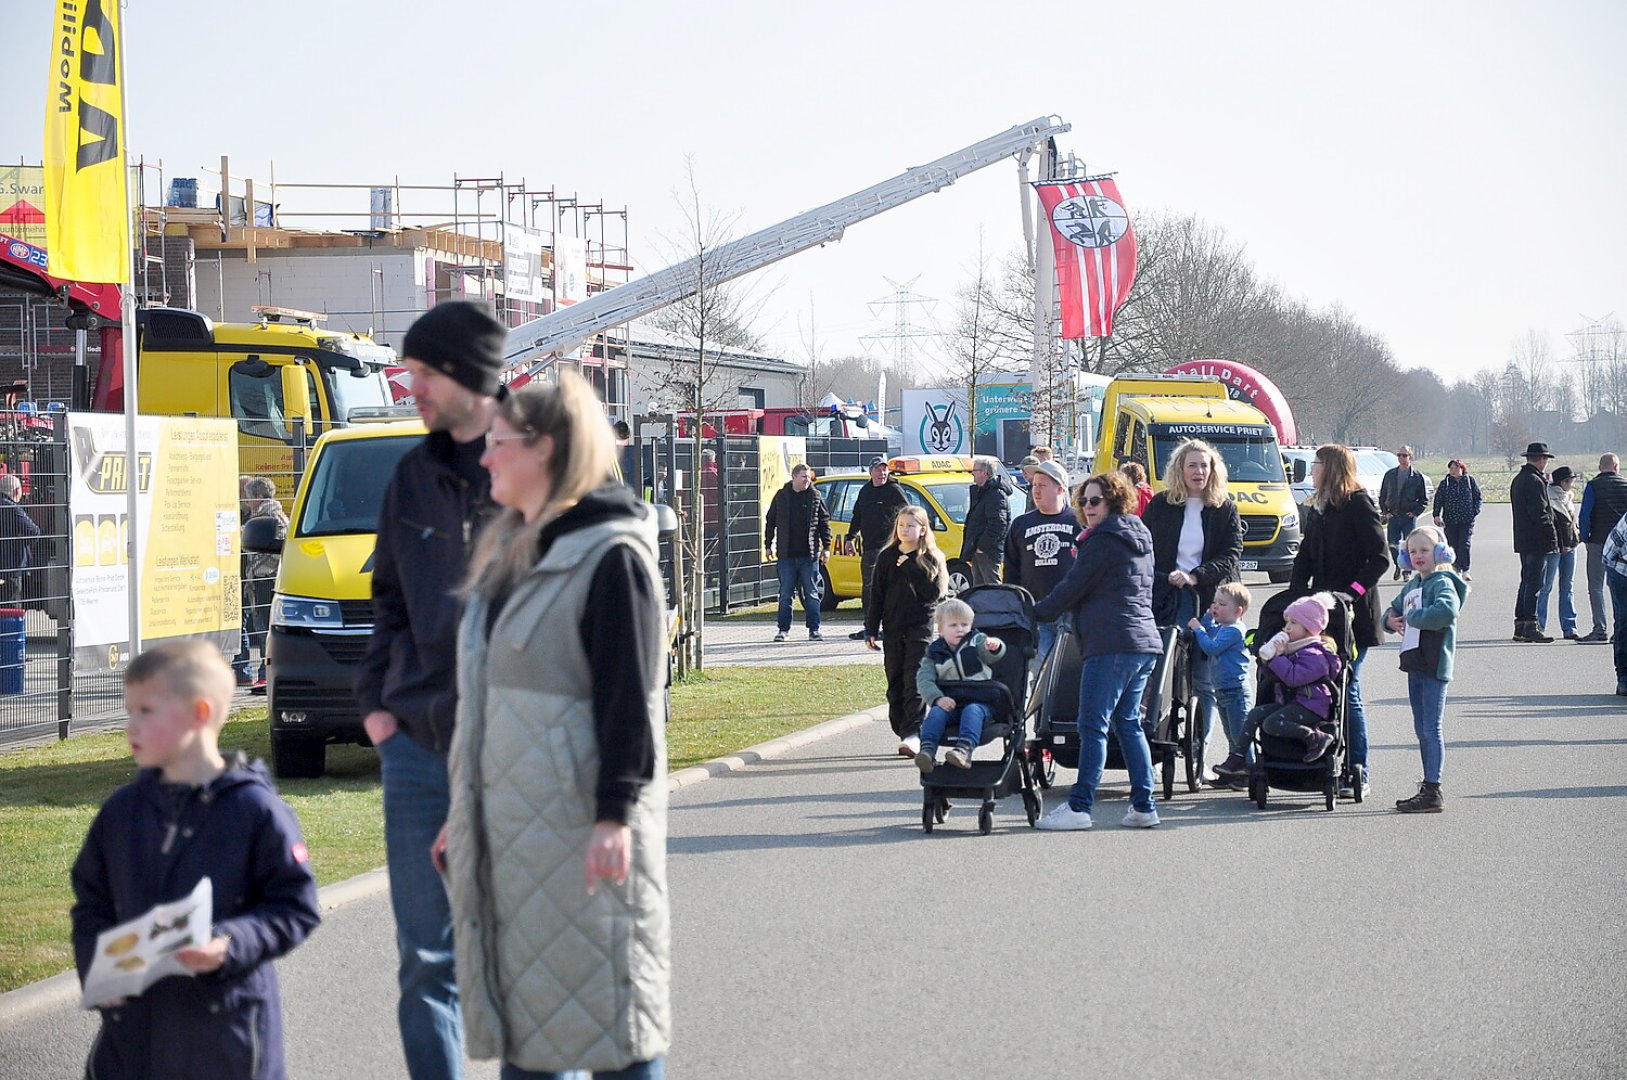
[859, 275, 939, 369]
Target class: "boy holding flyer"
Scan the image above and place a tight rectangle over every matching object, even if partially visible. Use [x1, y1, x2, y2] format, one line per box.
[71, 641, 321, 1079]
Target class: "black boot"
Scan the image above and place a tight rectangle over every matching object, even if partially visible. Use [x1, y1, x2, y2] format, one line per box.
[1515, 620, 1553, 643]
[1395, 781, 1444, 813]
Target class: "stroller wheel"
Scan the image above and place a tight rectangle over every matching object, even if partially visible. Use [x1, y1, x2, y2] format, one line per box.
[934, 797, 950, 824]
[1350, 764, 1366, 804]
[1023, 789, 1041, 827]
[922, 797, 934, 834]
[978, 803, 994, 835]
[1161, 752, 1176, 801]
[1183, 693, 1206, 793]
[1324, 776, 1337, 811]
[1251, 775, 1268, 810]
[1032, 748, 1056, 789]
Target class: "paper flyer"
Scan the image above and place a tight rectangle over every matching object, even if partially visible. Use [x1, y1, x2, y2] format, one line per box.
[1400, 590, 1423, 653]
[79, 878, 213, 1009]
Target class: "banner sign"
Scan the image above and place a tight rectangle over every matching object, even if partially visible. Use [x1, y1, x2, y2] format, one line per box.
[1036, 178, 1137, 339]
[0, 166, 47, 249]
[903, 389, 969, 456]
[1162, 359, 1299, 446]
[554, 234, 587, 307]
[756, 436, 807, 549]
[43, 0, 131, 282]
[504, 223, 546, 303]
[69, 414, 240, 672]
[973, 381, 1032, 436]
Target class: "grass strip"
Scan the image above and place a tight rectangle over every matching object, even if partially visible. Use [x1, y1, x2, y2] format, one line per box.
[0, 664, 882, 991]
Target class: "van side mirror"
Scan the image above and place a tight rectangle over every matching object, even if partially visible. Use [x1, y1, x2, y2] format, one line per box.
[243, 515, 283, 554]
[281, 364, 311, 424]
[1292, 459, 1307, 484]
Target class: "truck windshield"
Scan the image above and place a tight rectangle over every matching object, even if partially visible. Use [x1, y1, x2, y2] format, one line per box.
[297, 434, 418, 537]
[325, 367, 394, 423]
[1150, 429, 1284, 484]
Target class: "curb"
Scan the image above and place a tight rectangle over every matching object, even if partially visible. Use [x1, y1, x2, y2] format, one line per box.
[0, 704, 886, 1026]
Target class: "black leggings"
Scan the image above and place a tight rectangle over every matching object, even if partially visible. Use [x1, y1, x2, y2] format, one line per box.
[883, 634, 930, 737]
[1239, 700, 1326, 751]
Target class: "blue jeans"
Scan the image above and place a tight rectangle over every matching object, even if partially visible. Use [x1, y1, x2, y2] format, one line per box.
[1068, 652, 1158, 815]
[1387, 514, 1417, 570]
[1609, 569, 1627, 679]
[376, 732, 463, 1080]
[775, 556, 822, 633]
[501, 1061, 664, 1080]
[920, 701, 990, 752]
[1408, 672, 1448, 784]
[1537, 549, 1577, 634]
[1346, 648, 1368, 776]
[1214, 683, 1253, 757]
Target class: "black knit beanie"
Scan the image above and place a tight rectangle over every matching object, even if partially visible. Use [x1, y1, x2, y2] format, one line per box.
[401, 301, 506, 397]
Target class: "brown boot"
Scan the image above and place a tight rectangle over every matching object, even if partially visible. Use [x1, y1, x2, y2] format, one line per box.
[1395, 781, 1444, 813]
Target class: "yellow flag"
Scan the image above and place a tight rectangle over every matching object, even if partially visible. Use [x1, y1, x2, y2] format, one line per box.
[43, 0, 130, 284]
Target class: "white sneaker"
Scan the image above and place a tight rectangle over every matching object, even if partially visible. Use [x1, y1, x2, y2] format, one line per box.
[897, 734, 921, 758]
[1036, 803, 1094, 831]
[1122, 807, 1161, 828]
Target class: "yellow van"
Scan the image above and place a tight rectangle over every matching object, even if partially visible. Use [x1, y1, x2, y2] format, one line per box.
[244, 418, 425, 778]
[815, 455, 1027, 602]
[1094, 379, 1300, 581]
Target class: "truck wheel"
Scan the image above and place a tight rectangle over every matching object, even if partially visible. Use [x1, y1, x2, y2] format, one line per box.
[271, 733, 326, 780]
[947, 560, 973, 596]
[819, 567, 841, 611]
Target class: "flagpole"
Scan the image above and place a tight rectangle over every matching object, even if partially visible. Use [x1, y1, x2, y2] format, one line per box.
[117, 8, 140, 661]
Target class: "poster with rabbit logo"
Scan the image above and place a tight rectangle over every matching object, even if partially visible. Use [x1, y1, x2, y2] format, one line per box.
[903, 389, 968, 455]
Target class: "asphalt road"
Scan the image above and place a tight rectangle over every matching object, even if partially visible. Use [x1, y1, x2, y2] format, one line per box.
[4, 505, 1623, 1078]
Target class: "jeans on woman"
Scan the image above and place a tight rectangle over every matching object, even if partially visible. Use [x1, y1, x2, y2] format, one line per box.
[1443, 521, 1474, 574]
[1407, 672, 1448, 784]
[920, 701, 989, 753]
[1068, 652, 1158, 815]
[1536, 549, 1577, 635]
[500, 1059, 664, 1080]
[1346, 648, 1368, 778]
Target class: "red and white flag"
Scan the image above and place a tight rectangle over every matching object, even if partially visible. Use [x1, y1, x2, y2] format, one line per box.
[1036, 178, 1137, 339]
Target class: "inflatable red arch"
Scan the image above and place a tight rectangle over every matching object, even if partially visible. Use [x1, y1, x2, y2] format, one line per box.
[1161, 359, 1298, 447]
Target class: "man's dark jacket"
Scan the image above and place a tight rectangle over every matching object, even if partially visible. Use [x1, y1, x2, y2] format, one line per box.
[70, 756, 321, 1080]
[1032, 514, 1162, 659]
[1141, 492, 1243, 623]
[1379, 466, 1430, 518]
[355, 430, 495, 752]
[0, 496, 40, 587]
[848, 477, 909, 550]
[960, 476, 1012, 561]
[1509, 463, 1557, 555]
[764, 481, 831, 560]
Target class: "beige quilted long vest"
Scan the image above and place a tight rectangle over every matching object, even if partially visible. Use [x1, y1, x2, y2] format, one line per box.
[446, 509, 670, 1072]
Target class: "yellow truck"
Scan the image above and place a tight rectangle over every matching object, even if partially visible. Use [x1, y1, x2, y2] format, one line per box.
[1095, 374, 1300, 582]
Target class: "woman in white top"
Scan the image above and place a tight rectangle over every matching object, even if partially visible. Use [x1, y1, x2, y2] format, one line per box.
[1140, 440, 1244, 626]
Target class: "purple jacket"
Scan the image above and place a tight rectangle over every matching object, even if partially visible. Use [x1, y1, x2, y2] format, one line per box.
[1262, 641, 1341, 718]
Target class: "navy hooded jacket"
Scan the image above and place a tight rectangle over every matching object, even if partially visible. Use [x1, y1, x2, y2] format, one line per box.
[70, 756, 320, 1080]
[1032, 513, 1163, 658]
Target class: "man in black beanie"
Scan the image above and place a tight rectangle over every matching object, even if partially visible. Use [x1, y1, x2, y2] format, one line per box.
[355, 300, 503, 1080]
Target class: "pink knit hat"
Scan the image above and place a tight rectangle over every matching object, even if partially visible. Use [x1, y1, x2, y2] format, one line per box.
[1284, 593, 1332, 638]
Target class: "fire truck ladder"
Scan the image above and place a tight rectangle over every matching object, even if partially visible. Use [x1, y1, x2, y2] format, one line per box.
[503, 115, 1071, 374]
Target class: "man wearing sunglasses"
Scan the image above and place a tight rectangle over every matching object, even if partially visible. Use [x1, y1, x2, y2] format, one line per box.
[1379, 446, 1431, 581]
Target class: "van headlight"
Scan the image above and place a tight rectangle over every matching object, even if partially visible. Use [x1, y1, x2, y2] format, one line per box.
[270, 594, 345, 631]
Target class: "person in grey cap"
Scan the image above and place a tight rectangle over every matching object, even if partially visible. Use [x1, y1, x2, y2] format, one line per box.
[1004, 458, 1077, 663]
[845, 455, 908, 639]
[355, 300, 504, 1080]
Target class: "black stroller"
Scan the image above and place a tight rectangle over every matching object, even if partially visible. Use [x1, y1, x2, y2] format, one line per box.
[1244, 589, 1361, 811]
[919, 584, 1041, 835]
[1027, 610, 1203, 802]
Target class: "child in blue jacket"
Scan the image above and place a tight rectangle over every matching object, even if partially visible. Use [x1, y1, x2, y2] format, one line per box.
[71, 641, 321, 1079]
[1385, 525, 1467, 814]
[1187, 581, 1254, 785]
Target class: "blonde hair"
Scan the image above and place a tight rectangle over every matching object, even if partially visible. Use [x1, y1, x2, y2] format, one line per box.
[1163, 439, 1229, 507]
[935, 597, 974, 630]
[1214, 580, 1252, 612]
[1404, 524, 1455, 566]
[882, 505, 947, 588]
[467, 372, 616, 598]
[1312, 443, 1362, 512]
[123, 641, 235, 726]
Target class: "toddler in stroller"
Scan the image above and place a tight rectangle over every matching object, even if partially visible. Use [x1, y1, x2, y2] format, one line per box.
[1217, 593, 1342, 779]
[915, 598, 1007, 772]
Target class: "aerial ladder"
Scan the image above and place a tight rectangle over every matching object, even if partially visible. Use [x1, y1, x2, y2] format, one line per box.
[502, 115, 1071, 375]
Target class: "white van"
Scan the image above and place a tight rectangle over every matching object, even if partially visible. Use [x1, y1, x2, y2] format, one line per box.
[1282, 445, 1397, 506]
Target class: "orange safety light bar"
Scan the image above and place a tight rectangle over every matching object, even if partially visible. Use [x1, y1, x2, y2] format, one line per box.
[888, 455, 973, 474]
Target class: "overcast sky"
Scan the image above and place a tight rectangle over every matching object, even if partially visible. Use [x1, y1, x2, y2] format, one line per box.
[3, 0, 1623, 387]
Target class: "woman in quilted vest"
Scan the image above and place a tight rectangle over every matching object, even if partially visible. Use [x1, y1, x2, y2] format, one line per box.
[437, 374, 671, 1079]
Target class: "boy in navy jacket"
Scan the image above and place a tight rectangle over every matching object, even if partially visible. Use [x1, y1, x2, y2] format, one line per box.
[71, 641, 320, 1079]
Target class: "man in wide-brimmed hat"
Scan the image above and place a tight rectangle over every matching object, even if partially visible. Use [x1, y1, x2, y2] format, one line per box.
[1510, 441, 1559, 642]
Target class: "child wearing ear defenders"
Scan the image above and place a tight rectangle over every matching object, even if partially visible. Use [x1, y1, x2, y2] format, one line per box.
[1384, 525, 1467, 814]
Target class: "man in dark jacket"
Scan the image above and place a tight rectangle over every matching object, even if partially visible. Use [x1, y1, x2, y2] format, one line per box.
[961, 457, 1011, 585]
[355, 301, 502, 1080]
[0, 473, 39, 607]
[846, 456, 908, 639]
[764, 463, 832, 641]
[1379, 445, 1431, 580]
[1578, 452, 1627, 643]
[1510, 441, 1559, 643]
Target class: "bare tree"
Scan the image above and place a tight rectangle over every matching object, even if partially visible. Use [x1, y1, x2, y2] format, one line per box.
[939, 236, 1007, 444]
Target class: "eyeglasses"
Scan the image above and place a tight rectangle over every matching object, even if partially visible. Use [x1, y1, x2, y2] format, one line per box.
[1080, 495, 1107, 507]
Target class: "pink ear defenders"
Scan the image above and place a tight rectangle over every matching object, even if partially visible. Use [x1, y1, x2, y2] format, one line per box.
[1396, 527, 1455, 570]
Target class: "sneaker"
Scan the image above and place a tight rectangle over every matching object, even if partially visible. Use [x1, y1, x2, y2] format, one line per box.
[773, 631, 787, 642]
[1579, 628, 1608, 643]
[1563, 630, 1581, 641]
[808, 629, 823, 640]
[914, 749, 936, 774]
[848, 630, 866, 640]
[1302, 730, 1335, 763]
[897, 734, 921, 758]
[1212, 752, 1247, 779]
[1036, 803, 1094, 831]
[1122, 807, 1161, 828]
[1395, 781, 1444, 813]
[944, 746, 971, 769]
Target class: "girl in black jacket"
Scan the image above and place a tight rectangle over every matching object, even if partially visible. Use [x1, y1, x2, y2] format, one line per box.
[865, 506, 949, 755]
[1289, 444, 1390, 797]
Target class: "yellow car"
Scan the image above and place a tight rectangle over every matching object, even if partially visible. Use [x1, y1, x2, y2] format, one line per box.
[814, 455, 1028, 605]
